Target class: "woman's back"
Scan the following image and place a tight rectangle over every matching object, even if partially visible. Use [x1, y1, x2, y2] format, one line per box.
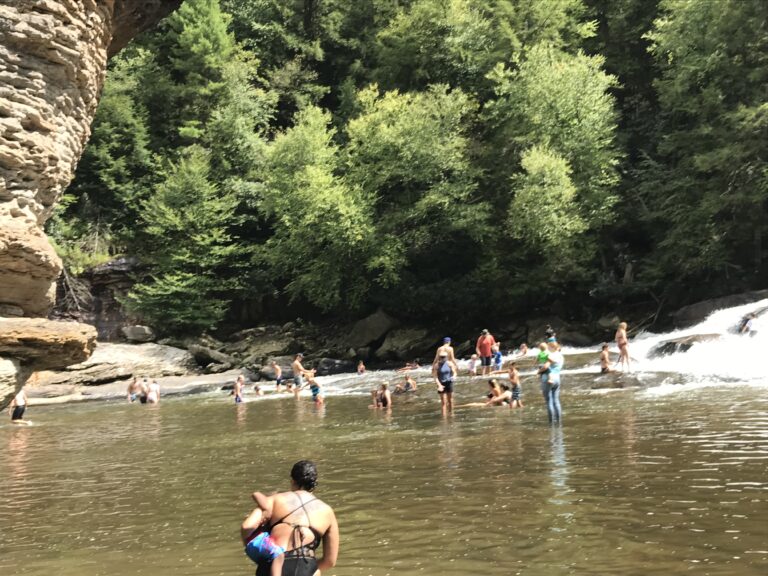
[269, 491, 333, 551]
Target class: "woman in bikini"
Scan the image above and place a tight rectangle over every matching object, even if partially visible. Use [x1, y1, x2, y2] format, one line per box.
[241, 460, 339, 576]
[614, 321, 631, 372]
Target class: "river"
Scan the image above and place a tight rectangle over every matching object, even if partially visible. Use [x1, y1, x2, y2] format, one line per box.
[1, 301, 768, 576]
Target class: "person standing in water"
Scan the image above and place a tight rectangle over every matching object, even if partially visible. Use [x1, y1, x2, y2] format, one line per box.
[357, 360, 366, 375]
[433, 337, 456, 364]
[292, 353, 311, 389]
[127, 377, 142, 402]
[8, 387, 28, 422]
[432, 352, 458, 414]
[539, 341, 564, 423]
[614, 322, 631, 372]
[241, 460, 339, 576]
[476, 329, 497, 376]
[370, 383, 391, 410]
[147, 379, 160, 404]
[271, 361, 284, 392]
[234, 375, 245, 403]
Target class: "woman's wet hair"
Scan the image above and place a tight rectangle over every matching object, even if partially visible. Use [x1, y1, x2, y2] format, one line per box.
[291, 460, 318, 491]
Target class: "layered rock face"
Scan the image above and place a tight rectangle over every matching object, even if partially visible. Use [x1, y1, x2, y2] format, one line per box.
[0, 0, 180, 317]
[0, 317, 96, 406]
[0, 1, 181, 408]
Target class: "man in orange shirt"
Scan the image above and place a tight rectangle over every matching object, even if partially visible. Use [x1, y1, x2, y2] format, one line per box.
[476, 329, 497, 376]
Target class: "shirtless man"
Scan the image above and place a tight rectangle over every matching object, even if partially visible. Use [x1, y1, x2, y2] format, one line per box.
[433, 337, 456, 365]
[600, 344, 614, 374]
[271, 361, 284, 392]
[126, 377, 142, 402]
[291, 353, 311, 390]
[234, 374, 245, 403]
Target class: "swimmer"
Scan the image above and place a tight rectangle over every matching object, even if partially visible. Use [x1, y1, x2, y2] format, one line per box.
[394, 374, 417, 393]
[433, 338, 456, 365]
[127, 376, 142, 402]
[271, 361, 284, 392]
[254, 384, 264, 396]
[486, 380, 512, 406]
[291, 353, 311, 390]
[234, 375, 245, 403]
[508, 363, 523, 408]
[432, 352, 458, 414]
[396, 359, 420, 372]
[357, 360, 366, 375]
[599, 344, 614, 374]
[138, 377, 149, 404]
[147, 379, 160, 404]
[467, 353, 478, 376]
[515, 343, 529, 358]
[298, 370, 323, 405]
[370, 383, 391, 410]
[614, 321, 631, 372]
[8, 387, 28, 422]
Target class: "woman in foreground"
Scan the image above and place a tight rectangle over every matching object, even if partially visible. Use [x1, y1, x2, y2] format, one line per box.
[242, 460, 339, 576]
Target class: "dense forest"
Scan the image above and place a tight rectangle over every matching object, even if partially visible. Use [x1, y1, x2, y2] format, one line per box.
[48, 0, 768, 334]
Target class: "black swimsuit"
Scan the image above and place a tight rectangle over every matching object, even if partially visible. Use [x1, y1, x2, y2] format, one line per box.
[255, 494, 325, 576]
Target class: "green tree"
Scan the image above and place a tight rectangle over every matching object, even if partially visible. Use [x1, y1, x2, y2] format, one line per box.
[639, 0, 768, 288]
[260, 106, 375, 311]
[125, 147, 241, 332]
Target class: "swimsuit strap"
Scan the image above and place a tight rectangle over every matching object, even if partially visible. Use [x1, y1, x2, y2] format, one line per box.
[270, 492, 324, 555]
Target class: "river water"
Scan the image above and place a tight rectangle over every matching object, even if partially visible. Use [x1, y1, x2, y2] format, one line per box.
[2, 302, 768, 576]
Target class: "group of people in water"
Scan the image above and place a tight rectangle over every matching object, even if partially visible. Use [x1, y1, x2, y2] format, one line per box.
[126, 376, 161, 404]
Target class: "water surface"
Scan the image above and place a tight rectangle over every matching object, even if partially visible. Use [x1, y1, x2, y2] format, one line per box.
[1, 376, 766, 576]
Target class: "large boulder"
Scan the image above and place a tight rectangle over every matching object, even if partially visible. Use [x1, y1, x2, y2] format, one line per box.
[187, 344, 237, 368]
[121, 325, 156, 343]
[315, 358, 355, 377]
[671, 290, 768, 328]
[345, 310, 399, 348]
[32, 342, 196, 387]
[374, 328, 433, 361]
[0, 318, 97, 370]
[0, 357, 21, 409]
[649, 334, 721, 358]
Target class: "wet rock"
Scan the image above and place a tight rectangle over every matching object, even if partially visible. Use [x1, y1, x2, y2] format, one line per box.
[0, 357, 21, 409]
[374, 328, 432, 361]
[187, 344, 236, 367]
[671, 290, 768, 328]
[597, 315, 621, 329]
[649, 334, 721, 358]
[559, 331, 594, 347]
[204, 362, 231, 374]
[345, 309, 399, 348]
[0, 304, 24, 317]
[121, 325, 156, 343]
[315, 358, 355, 377]
[0, 318, 97, 371]
[31, 342, 196, 387]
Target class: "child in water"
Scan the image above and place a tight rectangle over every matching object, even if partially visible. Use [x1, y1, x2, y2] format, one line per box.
[537, 342, 551, 385]
[508, 362, 523, 408]
[244, 491, 285, 576]
[302, 370, 323, 405]
[357, 360, 366, 375]
[467, 354, 479, 376]
[492, 344, 503, 372]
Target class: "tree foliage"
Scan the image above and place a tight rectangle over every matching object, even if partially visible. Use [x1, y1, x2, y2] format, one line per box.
[50, 0, 768, 333]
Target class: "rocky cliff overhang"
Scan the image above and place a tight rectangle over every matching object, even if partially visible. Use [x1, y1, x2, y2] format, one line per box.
[0, 0, 181, 318]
